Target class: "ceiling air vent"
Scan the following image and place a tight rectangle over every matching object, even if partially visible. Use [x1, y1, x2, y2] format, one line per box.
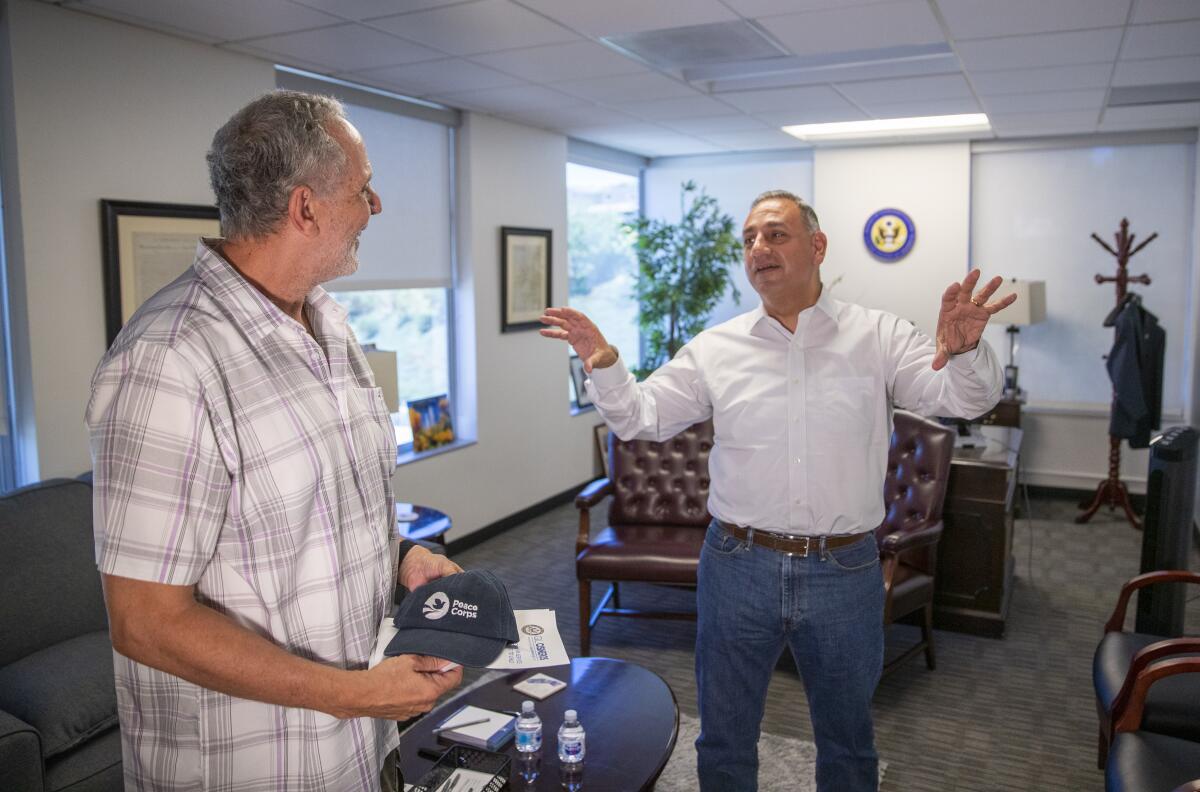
[600, 20, 788, 71]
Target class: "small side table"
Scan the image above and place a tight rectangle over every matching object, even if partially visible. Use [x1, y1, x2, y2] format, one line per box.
[396, 504, 451, 547]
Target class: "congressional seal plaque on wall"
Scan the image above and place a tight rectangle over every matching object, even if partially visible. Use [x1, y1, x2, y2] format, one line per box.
[863, 208, 916, 261]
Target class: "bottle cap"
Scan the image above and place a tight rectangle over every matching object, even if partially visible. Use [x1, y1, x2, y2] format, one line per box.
[522, 700, 535, 713]
[564, 709, 577, 721]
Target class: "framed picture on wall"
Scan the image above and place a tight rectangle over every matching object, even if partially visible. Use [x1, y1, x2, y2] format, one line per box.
[500, 226, 551, 332]
[569, 354, 592, 408]
[101, 199, 221, 346]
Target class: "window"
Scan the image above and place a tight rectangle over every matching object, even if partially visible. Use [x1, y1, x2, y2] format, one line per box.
[278, 69, 459, 455]
[330, 288, 451, 447]
[566, 162, 640, 401]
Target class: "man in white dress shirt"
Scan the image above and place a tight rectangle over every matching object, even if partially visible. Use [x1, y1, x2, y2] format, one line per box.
[540, 190, 1014, 791]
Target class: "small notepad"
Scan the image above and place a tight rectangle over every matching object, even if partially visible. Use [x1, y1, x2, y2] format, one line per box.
[434, 705, 515, 750]
[511, 672, 567, 700]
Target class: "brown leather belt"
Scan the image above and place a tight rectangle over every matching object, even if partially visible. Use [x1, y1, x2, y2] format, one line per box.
[717, 520, 868, 558]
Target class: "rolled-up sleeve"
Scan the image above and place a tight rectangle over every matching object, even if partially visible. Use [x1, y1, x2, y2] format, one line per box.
[87, 342, 230, 585]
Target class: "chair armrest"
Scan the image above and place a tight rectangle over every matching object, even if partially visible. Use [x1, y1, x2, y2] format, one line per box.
[1109, 637, 1200, 725]
[575, 478, 612, 511]
[1104, 570, 1200, 633]
[1113, 655, 1200, 733]
[0, 708, 44, 791]
[878, 522, 943, 555]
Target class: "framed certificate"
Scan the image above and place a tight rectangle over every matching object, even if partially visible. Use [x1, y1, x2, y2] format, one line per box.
[100, 199, 221, 346]
[500, 226, 551, 333]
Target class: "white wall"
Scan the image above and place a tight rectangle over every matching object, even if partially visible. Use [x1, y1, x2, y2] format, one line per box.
[814, 142, 972, 337]
[5, 0, 275, 478]
[3, 2, 598, 540]
[644, 151, 814, 328]
[392, 113, 597, 540]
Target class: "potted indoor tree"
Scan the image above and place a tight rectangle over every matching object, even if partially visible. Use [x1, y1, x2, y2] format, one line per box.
[625, 181, 742, 379]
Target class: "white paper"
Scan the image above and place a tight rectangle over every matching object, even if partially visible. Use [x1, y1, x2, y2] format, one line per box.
[431, 768, 496, 792]
[369, 609, 569, 670]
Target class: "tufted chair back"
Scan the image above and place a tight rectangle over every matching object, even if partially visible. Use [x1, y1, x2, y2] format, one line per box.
[607, 420, 714, 528]
[876, 410, 955, 543]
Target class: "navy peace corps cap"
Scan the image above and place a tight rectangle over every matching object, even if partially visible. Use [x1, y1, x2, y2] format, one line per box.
[384, 570, 519, 667]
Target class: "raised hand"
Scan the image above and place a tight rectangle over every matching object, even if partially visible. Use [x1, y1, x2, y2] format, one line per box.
[539, 307, 618, 372]
[932, 269, 1018, 371]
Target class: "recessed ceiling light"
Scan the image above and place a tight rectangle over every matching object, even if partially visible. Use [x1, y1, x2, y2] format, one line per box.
[782, 113, 991, 142]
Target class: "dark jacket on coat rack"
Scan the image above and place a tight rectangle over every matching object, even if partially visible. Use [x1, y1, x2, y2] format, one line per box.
[1105, 294, 1165, 449]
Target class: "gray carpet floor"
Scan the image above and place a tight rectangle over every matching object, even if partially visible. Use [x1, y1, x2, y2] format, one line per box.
[450, 493, 1200, 791]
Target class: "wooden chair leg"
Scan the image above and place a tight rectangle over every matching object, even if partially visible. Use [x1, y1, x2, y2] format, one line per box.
[922, 602, 936, 671]
[578, 579, 591, 656]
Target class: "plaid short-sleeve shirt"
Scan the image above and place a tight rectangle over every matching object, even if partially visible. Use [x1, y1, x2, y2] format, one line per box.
[87, 240, 401, 791]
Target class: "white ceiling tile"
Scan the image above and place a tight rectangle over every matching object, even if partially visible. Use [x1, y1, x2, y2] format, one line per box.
[758, 0, 945, 57]
[700, 128, 810, 151]
[755, 107, 871, 126]
[1121, 20, 1200, 59]
[835, 74, 973, 105]
[717, 84, 862, 114]
[291, 0, 465, 22]
[471, 41, 644, 83]
[956, 28, 1123, 70]
[614, 94, 740, 121]
[864, 96, 982, 117]
[371, 0, 578, 56]
[514, 0, 738, 37]
[352, 57, 523, 95]
[1112, 55, 1200, 85]
[236, 23, 442, 71]
[721, 0, 890, 17]
[987, 109, 1100, 135]
[434, 83, 585, 113]
[508, 104, 642, 129]
[970, 63, 1114, 94]
[937, 0, 1130, 40]
[76, 0, 341, 42]
[982, 89, 1106, 113]
[551, 72, 699, 103]
[1130, 0, 1200, 24]
[562, 123, 723, 156]
[661, 114, 771, 134]
[1104, 101, 1200, 122]
[222, 41, 341, 73]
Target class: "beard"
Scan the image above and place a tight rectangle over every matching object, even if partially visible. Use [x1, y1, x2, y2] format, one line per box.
[320, 232, 361, 283]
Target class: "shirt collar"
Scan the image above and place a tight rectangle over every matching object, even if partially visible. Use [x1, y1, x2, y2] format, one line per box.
[749, 284, 842, 339]
[194, 238, 347, 343]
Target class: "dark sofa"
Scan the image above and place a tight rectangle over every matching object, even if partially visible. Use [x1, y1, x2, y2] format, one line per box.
[0, 477, 121, 791]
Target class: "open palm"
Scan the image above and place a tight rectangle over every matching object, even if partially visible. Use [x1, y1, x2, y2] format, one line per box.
[933, 269, 1018, 371]
[539, 307, 617, 372]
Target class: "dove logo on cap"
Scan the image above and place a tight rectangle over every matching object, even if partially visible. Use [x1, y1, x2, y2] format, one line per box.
[423, 592, 450, 620]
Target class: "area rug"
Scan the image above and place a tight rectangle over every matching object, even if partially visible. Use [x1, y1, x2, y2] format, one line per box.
[656, 713, 887, 791]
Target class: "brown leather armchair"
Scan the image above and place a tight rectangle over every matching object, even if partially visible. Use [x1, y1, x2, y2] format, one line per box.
[573, 421, 713, 655]
[875, 410, 956, 677]
[1105, 654, 1200, 792]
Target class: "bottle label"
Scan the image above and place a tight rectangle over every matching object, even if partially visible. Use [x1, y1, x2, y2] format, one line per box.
[562, 741, 582, 757]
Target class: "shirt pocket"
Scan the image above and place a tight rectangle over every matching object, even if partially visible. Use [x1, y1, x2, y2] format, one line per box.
[808, 376, 877, 453]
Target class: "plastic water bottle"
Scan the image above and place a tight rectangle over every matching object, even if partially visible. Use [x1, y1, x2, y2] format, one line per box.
[557, 709, 585, 764]
[515, 700, 542, 753]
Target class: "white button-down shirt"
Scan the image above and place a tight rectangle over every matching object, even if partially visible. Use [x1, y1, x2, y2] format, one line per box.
[586, 290, 1003, 536]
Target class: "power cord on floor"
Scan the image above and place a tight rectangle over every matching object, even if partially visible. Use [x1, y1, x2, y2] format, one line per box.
[1021, 482, 1035, 582]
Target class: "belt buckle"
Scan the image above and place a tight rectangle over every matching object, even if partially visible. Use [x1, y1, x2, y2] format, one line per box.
[785, 536, 810, 558]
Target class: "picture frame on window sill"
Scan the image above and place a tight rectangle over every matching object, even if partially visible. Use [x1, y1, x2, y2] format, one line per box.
[101, 199, 221, 347]
[500, 226, 551, 332]
[569, 354, 592, 408]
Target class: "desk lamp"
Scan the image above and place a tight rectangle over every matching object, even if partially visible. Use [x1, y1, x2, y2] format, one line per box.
[987, 279, 1046, 398]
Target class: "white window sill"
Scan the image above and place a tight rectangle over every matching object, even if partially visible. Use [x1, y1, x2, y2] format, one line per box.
[395, 437, 477, 467]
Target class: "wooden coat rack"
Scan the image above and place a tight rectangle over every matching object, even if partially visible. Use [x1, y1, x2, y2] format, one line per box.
[1076, 218, 1156, 529]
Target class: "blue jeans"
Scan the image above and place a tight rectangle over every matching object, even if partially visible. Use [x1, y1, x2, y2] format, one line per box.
[695, 521, 884, 792]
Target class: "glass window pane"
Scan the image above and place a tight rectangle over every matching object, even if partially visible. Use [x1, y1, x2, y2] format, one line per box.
[330, 287, 451, 448]
[566, 162, 640, 386]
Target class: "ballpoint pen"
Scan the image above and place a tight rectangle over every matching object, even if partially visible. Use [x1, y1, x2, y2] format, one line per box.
[431, 717, 489, 734]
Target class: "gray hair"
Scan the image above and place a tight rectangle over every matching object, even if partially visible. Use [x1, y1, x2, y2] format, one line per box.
[750, 190, 820, 233]
[206, 90, 348, 241]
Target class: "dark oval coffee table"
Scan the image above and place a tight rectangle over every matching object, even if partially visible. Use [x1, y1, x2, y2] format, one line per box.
[398, 657, 679, 791]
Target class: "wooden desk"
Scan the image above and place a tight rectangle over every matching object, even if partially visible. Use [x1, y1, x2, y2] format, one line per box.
[934, 425, 1021, 637]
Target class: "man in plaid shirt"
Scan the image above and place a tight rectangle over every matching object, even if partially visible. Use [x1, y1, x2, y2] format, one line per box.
[87, 91, 462, 790]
